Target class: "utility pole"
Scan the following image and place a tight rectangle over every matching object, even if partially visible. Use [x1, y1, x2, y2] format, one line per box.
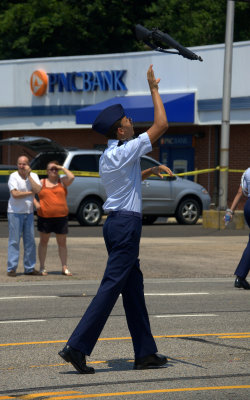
[219, 0, 235, 210]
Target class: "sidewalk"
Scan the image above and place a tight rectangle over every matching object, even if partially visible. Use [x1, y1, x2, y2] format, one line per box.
[0, 234, 247, 283]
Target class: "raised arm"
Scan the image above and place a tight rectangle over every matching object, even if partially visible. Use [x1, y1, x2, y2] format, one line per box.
[142, 164, 173, 181]
[146, 65, 168, 144]
[23, 163, 41, 194]
[57, 165, 75, 187]
[10, 165, 41, 198]
[27, 172, 42, 194]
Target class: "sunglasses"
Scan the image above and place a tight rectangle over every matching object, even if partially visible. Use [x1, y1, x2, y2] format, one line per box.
[48, 168, 58, 172]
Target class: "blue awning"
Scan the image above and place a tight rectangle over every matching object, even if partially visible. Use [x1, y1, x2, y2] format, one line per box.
[76, 93, 195, 125]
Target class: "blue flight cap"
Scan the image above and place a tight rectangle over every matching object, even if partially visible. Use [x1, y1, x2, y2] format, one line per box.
[92, 104, 125, 135]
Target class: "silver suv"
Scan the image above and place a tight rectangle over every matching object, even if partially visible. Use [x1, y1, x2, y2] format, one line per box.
[0, 136, 211, 225]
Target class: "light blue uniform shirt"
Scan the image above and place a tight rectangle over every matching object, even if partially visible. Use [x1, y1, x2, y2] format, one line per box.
[99, 132, 152, 213]
[241, 168, 250, 197]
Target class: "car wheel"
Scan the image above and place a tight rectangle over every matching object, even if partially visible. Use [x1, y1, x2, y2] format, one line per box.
[142, 215, 158, 225]
[77, 198, 103, 226]
[175, 198, 201, 225]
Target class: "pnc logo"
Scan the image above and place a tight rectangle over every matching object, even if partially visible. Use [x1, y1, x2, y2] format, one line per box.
[30, 69, 127, 95]
[30, 70, 48, 96]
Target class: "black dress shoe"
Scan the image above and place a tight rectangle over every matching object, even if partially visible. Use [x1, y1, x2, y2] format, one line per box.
[134, 353, 168, 370]
[58, 345, 95, 374]
[234, 277, 250, 290]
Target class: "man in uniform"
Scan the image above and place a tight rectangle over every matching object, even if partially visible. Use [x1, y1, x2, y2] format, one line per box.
[59, 65, 173, 373]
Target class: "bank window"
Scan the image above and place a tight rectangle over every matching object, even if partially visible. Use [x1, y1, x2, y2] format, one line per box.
[69, 155, 99, 172]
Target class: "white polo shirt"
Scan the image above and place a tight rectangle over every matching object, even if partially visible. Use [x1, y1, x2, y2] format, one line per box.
[99, 132, 152, 213]
[8, 171, 41, 214]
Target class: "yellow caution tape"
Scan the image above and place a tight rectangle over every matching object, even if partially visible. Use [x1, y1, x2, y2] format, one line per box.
[0, 170, 100, 177]
[0, 170, 17, 175]
[227, 169, 245, 173]
[0, 167, 245, 177]
[62, 171, 100, 177]
[157, 166, 245, 177]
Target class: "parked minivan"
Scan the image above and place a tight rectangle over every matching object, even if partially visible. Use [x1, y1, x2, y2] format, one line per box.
[0, 136, 211, 225]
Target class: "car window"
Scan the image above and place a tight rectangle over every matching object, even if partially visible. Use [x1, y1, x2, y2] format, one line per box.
[69, 155, 99, 172]
[141, 157, 176, 181]
[141, 157, 159, 171]
[140, 157, 161, 180]
[31, 153, 67, 170]
[140, 157, 176, 181]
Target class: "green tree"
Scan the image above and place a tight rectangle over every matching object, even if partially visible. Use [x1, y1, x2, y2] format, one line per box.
[0, 0, 249, 60]
[144, 0, 250, 48]
[0, 0, 151, 59]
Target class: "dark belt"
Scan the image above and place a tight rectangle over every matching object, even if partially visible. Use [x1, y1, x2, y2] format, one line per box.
[108, 210, 142, 219]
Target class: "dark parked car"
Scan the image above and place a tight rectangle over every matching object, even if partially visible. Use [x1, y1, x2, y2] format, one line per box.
[0, 137, 211, 225]
[0, 165, 16, 214]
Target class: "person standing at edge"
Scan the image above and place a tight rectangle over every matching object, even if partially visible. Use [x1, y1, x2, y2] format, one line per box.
[59, 65, 173, 373]
[7, 155, 41, 277]
[224, 168, 250, 289]
[34, 160, 75, 276]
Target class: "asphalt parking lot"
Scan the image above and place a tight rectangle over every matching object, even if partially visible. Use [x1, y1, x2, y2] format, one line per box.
[0, 218, 249, 399]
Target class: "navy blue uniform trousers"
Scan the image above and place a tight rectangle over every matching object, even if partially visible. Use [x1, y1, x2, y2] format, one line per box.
[234, 198, 250, 278]
[67, 212, 158, 359]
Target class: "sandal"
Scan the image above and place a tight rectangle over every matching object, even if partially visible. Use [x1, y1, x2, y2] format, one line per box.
[40, 269, 48, 276]
[62, 268, 72, 276]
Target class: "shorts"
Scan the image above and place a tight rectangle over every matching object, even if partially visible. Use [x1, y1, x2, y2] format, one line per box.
[37, 216, 68, 234]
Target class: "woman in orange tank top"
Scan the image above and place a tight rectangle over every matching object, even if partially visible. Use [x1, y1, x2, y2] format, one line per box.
[34, 161, 74, 276]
